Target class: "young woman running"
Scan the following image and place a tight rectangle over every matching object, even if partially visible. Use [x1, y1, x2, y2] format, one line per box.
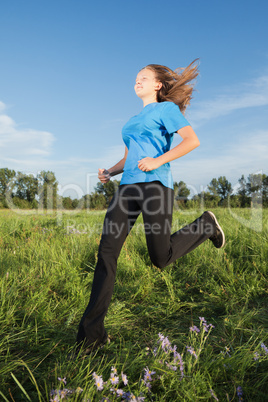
[76, 60, 225, 352]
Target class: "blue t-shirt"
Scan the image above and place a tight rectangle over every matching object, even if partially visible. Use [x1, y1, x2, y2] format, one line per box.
[120, 101, 190, 189]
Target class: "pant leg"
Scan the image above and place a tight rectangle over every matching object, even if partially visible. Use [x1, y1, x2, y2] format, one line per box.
[76, 186, 141, 347]
[140, 182, 215, 268]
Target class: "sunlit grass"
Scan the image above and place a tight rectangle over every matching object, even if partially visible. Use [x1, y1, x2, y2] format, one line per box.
[0, 208, 267, 400]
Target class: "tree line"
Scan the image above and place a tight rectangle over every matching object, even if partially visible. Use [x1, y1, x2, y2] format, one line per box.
[0, 167, 267, 210]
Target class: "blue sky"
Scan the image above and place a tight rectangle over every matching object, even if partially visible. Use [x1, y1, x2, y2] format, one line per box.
[1, 0, 268, 199]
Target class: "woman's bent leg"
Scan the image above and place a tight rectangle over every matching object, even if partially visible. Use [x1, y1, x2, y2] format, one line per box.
[76, 188, 140, 348]
[141, 183, 217, 268]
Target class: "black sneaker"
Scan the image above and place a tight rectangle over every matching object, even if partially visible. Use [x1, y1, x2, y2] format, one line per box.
[206, 211, 225, 249]
[69, 334, 110, 360]
[83, 334, 110, 355]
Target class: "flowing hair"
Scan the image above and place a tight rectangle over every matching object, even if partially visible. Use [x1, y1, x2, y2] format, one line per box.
[144, 59, 199, 113]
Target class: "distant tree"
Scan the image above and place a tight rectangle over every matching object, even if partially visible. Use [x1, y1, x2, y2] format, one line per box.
[174, 181, 190, 200]
[11, 197, 34, 209]
[62, 196, 74, 210]
[72, 198, 79, 209]
[37, 171, 58, 209]
[89, 193, 107, 209]
[246, 173, 266, 207]
[263, 175, 268, 207]
[0, 168, 16, 206]
[57, 195, 80, 210]
[208, 176, 233, 203]
[81, 194, 91, 210]
[174, 181, 190, 208]
[15, 172, 38, 203]
[228, 194, 243, 208]
[80, 193, 107, 210]
[237, 175, 250, 207]
[192, 191, 221, 209]
[95, 180, 120, 205]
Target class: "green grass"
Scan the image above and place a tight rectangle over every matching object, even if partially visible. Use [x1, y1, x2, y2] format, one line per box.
[0, 208, 267, 401]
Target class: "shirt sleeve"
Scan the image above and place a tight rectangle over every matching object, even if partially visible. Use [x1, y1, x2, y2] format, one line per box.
[160, 102, 190, 134]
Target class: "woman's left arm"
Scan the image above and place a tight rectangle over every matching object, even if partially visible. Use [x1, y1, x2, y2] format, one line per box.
[138, 125, 200, 172]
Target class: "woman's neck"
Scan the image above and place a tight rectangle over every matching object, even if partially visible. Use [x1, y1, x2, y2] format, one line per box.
[142, 95, 158, 107]
[143, 98, 157, 107]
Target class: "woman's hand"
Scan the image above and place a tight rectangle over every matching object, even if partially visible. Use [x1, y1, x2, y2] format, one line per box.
[138, 157, 160, 172]
[98, 168, 111, 183]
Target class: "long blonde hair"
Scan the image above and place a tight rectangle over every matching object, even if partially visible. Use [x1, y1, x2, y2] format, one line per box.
[145, 59, 199, 113]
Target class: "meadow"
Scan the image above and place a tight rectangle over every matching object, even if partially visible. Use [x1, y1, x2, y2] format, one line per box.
[0, 208, 267, 401]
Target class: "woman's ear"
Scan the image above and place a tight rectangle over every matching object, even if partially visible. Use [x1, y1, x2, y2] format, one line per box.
[155, 81, 162, 90]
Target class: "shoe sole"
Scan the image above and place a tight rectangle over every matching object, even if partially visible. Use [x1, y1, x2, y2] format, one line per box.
[207, 211, 226, 249]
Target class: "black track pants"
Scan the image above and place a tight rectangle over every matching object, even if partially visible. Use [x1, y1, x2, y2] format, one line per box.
[76, 182, 215, 347]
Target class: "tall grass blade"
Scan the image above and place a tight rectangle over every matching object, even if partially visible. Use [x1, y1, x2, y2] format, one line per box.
[10, 373, 31, 401]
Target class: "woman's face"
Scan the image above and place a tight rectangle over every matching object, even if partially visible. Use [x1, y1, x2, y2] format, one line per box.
[134, 68, 162, 101]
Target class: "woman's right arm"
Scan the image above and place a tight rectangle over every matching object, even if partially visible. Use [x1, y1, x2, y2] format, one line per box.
[98, 146, 128, 183]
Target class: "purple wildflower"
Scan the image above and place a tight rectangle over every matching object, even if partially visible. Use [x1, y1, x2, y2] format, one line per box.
[170, 344, 177, 353]
[143, 367, 155, 390]
[96, 379, 104, 391]
[173, 350, 181, 362]
[209, 389, 219, 401]
[160, 336, 172, 352]
[110, 373, 119, 385]
[190, 325, 200, 333]
[186, 346, 198, 359]
[254, 352, 260, 361]
[261, 343, 268, 355]
[92, 373, 104, 391]
[111, 366, 117, 374]
[121, 372, 128, 385]
[143, 367, 156, 382]
[122, 392, 139, 401]
[143, 381, 152, 390]
[199, 317, 215, 332]
[50, 389, 71, 401]
[116, 389, 124, 396]
[237, 386, 243, 397]
[158, 333, 172, 352]
[174, 350, 184, 378]
[50, 395, 60, 402]
[57, 377, 67, 385]
[165, 362, 177, 371]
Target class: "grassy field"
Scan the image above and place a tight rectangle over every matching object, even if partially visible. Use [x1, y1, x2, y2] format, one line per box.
[0, 208, 267, 401]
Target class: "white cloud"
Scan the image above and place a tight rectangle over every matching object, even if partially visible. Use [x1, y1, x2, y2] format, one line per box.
[171, 130, 268, 192]
[0, 101, 121, 194]
[54, 145, 125, 195]
[0, 101, 6, 113]
[66, 145, 125, 167]
[189, 74, 268, 127]
[0, 101, 55, 161]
